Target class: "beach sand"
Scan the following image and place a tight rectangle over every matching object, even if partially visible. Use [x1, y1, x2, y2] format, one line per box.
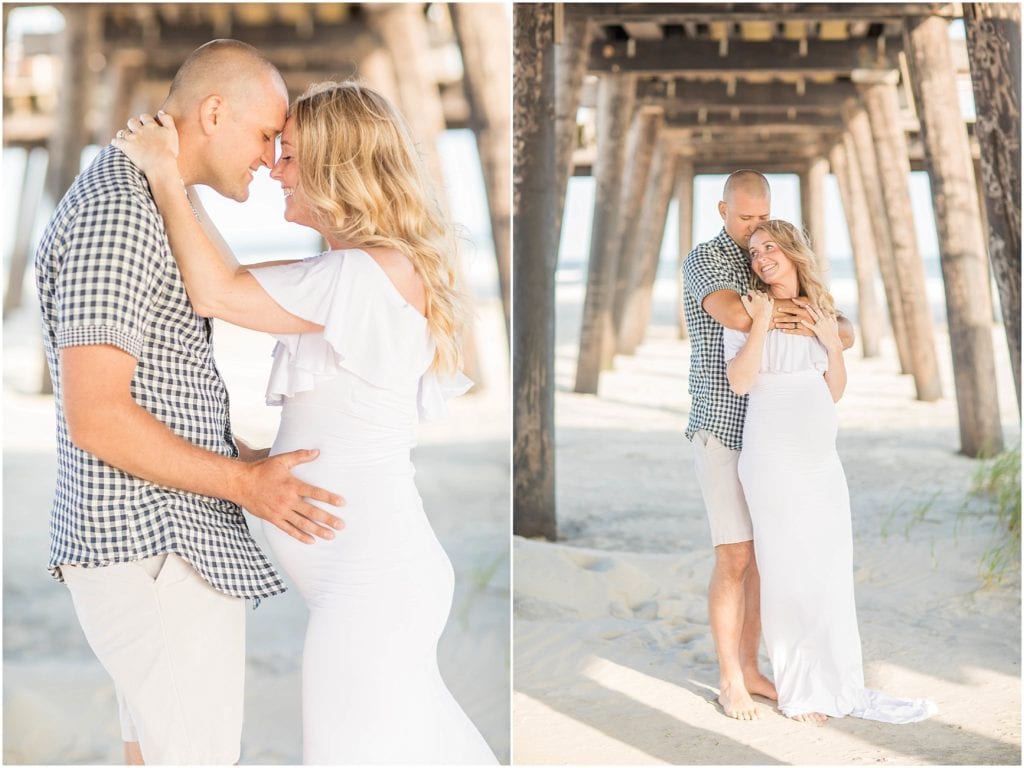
[513, 278, 1020, 765]
[2, 297, 510, 764]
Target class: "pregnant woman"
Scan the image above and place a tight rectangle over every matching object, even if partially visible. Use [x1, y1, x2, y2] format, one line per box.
[116, 82, 497, 764]
[724, 219, 936, 724]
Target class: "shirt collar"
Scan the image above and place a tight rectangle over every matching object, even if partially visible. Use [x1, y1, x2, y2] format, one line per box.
[715, 227, 748, 261]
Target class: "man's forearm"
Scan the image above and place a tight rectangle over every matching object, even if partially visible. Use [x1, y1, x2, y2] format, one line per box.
[68, 393, 247, 504]
[837, 315, 856, 351]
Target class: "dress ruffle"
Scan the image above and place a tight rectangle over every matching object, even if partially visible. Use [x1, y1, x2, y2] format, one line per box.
[418, 369, 474, 421]
[723, 327, 829, 374]
[249, 249, 470, 418]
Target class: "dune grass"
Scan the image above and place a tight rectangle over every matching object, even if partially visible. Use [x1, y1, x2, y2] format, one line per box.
[972, 446, 1022, 586]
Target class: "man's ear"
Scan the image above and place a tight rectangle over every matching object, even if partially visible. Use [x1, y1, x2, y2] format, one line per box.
[197, 94, 225, 135]
[718, 200, 727, 221]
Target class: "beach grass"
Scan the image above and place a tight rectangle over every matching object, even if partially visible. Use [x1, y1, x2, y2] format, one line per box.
[971, 446, 1022, 586]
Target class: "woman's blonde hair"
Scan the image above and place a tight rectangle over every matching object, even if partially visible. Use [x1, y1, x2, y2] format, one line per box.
[749, 219, 836, 315]
[291, 81, 470, 372]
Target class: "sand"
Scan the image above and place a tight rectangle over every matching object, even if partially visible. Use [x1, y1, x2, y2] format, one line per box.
[513, 277, 1020, 765]
[2, 295, 510, 764]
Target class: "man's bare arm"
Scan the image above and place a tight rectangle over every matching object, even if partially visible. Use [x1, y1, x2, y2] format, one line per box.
[702, 290, 754, 331]
[62, 344, 345, 544]
[776, 299, 856, 350]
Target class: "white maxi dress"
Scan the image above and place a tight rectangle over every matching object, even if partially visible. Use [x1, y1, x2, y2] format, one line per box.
[724, 328, 936, 723]
[250, 248, 498, 764]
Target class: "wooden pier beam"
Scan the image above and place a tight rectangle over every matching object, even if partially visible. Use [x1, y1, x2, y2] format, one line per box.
[829, 139, 884, 358]
[676, 160, 694, 340]
[799, 156, 828, 270]
[619, 141, 680, 353]
[610, 107, 664, 361]
[963, 2, 1022, 411]
[555, 9, 592, 232]
[365, 3, 482, 385]
[574, 73, 636, 393]
[859, 76, 942, 401]
[512, 3, 557, 540]
[450, 3, 513, 343]
[906, 13, 1003, 455]
[4, 148, 48, 319]
[843, 99, 914, 374]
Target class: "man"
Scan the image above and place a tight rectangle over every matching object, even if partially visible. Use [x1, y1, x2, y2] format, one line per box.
[683, 170, 854, 720]
[35, 40, 343, 764]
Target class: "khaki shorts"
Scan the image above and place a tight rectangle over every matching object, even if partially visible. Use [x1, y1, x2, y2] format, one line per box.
[62, 553, 245, 764]
[692, 429, 753, 546]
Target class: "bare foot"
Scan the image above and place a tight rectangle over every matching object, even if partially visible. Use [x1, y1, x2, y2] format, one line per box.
[790, 711, 829, 724]
[719, 680, 762, 720]
[743, 670, 778, 701]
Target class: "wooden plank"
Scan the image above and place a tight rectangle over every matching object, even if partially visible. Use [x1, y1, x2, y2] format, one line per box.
[623, 21, 664, 40]
[567, 3, 960, 24]
[633, 76, 857, 110]
[590, 37, 900, 75]
[663, 112, 844, 129]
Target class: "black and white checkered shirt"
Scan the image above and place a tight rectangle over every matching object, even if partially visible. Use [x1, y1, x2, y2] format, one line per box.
[683, 227, 753, 451]
[35, 145, 285, 600]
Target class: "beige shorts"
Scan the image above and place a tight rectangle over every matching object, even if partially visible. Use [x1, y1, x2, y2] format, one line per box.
[62, 553, 245, 764]
[692, 429, 753, 546]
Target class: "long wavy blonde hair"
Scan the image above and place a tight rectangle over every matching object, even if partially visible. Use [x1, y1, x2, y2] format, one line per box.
[750, 219, 836, 315]
[291, 81, 470, 373]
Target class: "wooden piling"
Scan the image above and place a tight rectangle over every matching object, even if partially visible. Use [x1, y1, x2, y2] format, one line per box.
[859, 77, 942, 401]
[574, 73, 636, 394]
[450, 3, 512, 343]
[843, 99, 913, 375]
[4, 148, 48, 318]
[829, 138, 883, 358]
[800, 156, 828, 272]
[618, 141, 680, 354]
[609, 107, 664, 361]
[906, 13, 1004, 455]
[365, 3, 483, 385]
[512, 3, 558, 540]
[555, 9, 592, 230]
[676, 159, 694, 341]
[963, 2, 1022, 411]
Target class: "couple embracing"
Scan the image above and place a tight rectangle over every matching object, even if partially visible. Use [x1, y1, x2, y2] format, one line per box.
[684, 170, 937, 724]
[37, 40, 497, 765]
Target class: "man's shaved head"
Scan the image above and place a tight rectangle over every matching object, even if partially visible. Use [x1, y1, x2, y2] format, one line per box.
[167, 39, 285, 111]
[162, 39, 289, 202]
[718, 170, 771, 248]
[723, 170, 770, 203]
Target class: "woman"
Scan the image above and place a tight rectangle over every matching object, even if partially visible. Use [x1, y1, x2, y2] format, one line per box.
[115, 82, 497, 764]
[724, 219, 936, 724]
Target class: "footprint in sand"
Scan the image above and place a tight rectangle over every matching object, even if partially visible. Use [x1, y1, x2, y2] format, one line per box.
[567, 553, 616, 572]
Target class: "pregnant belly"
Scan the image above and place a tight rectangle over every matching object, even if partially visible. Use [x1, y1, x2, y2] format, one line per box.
[742, 371, 837, 457]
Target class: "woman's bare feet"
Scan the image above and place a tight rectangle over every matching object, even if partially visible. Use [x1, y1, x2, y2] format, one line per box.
[743, 670, 778, 701]
[789, 711, 829, 724]
[719, 680, 763, 720]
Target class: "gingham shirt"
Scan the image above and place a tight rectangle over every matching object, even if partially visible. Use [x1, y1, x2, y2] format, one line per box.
[683, 227, 753, 450]
[35, 145, 285, 600]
